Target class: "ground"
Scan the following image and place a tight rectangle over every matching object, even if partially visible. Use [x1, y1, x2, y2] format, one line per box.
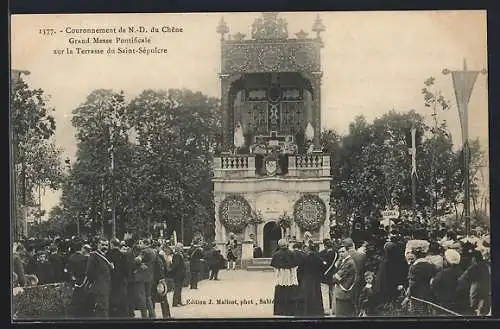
[150, 270, 332, 319]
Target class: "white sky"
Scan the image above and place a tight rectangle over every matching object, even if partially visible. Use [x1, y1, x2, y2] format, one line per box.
[11, 11, 489, 214]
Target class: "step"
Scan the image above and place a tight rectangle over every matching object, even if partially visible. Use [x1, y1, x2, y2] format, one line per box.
[246, 265, 274, 272]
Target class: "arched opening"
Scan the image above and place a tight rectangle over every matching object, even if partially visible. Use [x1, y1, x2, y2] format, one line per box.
[263, 221, 282, 257]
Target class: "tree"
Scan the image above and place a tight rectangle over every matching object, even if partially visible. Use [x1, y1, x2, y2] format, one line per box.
[11, 78, 64, 237]
[126, 88, 220, 242]
[62, 89, 129, 236]
[326, 76, 485, 233]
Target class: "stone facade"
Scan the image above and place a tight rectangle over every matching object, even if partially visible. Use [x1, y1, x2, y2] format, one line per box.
[214, 13, 329, 263]
[213, 154, 331, 257]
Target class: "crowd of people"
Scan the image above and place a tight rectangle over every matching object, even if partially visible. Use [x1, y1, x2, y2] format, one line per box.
[12, 236, 227, 319]
[270, 222, 491, 318]
[12, 217, 491, 319]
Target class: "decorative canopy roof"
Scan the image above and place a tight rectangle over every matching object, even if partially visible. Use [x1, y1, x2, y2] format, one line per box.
[251, 12, 288, 40]
[216, 12, 325, 43]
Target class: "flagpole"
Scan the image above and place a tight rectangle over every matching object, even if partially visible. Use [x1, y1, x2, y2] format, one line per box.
[443, 59, 487, 236]
[410, 126, 417, 221]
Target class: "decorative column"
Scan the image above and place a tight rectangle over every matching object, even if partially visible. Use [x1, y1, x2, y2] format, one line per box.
[220, 74, 232, 152]
[311, 71, 323, 148]
[214, 194, 227, 255]
[219, 73, 242, 152]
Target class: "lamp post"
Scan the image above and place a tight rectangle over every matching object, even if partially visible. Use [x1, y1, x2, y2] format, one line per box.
[443, 59, 487, 236]
[11, 69, 31, 240]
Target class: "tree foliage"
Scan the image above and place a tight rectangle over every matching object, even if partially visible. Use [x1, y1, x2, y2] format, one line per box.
[11, 79, 64, 237]
[58, 88, 220, 241]
[324, 77, 484, 231]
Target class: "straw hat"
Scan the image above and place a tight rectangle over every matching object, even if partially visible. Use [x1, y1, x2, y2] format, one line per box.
[444, 249, 461, 265]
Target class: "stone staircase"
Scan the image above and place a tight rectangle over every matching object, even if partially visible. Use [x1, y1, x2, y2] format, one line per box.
[246, 257, 274, 272]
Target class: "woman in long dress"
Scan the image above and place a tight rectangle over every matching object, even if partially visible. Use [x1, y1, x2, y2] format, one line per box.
[270, 239, 299, 316]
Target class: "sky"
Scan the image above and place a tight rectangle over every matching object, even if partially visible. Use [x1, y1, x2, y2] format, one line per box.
[10, 11, 489, 216]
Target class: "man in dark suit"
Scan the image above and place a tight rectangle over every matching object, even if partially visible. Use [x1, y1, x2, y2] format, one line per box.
[84, 237, 113, 318]
[189, 242, 204, 289]
[66, 242, 92, 318]
[205, 244, 221, 280]
[152, 242, 171, 318]
[343, 238, 366, 314]
[106, 238, 129, 318]
[168, 243, 186, 307]
[48, 244, 65, 283]
[138, 239, 157, 318]
[319, 238, 338, 315]
[332, 245, 357, 316]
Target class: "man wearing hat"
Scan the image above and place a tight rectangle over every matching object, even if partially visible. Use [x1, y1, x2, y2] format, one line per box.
[107, 238, 129, 318]
[431, 249, 464, 314]
[188, 240, 204, 289]
[168, 243, 186, 307]
[84, 237, 113, 318]
[67, 242, 92, 318]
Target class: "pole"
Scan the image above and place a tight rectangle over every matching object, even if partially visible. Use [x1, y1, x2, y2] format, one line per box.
[463, 141, 470, 235]
[412, 173, 417, 221]
[77, 215, 80, 236]
[410, 126, 417, 221]
[443, 59, 486, 236]
[111, 135, 116, 239]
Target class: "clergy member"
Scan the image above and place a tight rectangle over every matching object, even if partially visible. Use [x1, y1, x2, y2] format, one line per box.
[270, 239, 299, 316]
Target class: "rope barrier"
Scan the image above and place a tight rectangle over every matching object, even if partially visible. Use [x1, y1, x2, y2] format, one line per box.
[410, 296, 463, 316]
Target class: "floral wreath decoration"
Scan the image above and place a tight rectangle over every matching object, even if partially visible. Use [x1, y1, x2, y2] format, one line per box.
[219, 194, 252, 233]
[293, 194, 326, 231]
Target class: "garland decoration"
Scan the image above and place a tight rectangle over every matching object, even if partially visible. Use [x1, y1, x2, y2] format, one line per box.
[293, 194, 326, 231]
[277, 211, 292, 230]
[219, 194, 252, 233]
[248, 209, 265, 225]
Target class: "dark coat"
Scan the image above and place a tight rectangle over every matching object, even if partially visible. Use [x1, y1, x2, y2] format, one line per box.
[66, 252, 89, 285]
[189, 247, 204, 272]
[168, 253, 186, 282]
[85, 251, 113, 296]
[35, 256, 55, 285]
[458, 260, 491, 314]
[294, 250, 307, 285]
[205, 248, 219, 267]
[407, 259, 436, 300]
[106, 249, 128, 288]
[431, 265, 463, 312]
[359, 285, 375, 313]
[49, 252, 65, 283]
[296, 251, 324, 316]
[333, 256, 357, 301]
[319, 248, 338, 284]
[374, 242, 408, 305]
[140, 247, 157, 283]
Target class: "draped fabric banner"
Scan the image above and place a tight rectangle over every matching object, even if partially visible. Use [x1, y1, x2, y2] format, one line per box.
[451, 70, 479, 144]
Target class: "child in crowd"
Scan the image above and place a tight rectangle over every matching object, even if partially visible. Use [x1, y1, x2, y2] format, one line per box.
[359, 271, 375, 316]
